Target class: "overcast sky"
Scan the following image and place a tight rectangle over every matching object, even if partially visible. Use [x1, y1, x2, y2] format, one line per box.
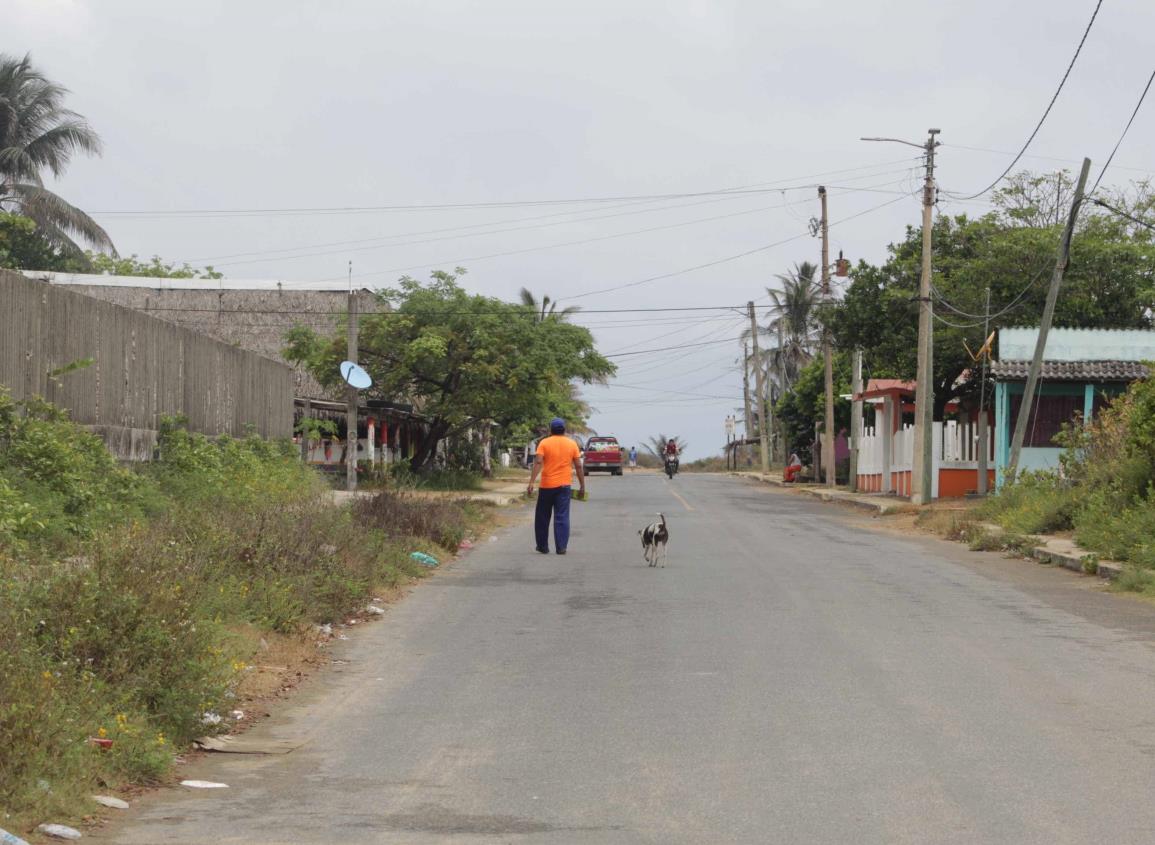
[10, 0, 1154, 459]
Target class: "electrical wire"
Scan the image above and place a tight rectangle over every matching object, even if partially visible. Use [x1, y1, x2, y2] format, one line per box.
[946, 0, 1105, 200]
[92, 158, 923, 219]
[1090, 197, 1155, 231]
[929, 266, 1051, 323]
[1089, 67, 1155, 195]
[124, 304, 749, 316]
[945, 142, 1154, 176]
[560, 192, 916, 303]
[605, 335, 743, 359]
[183, 162, 920, 267]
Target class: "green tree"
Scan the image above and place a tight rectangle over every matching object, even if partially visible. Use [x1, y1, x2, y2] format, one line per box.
[0, 53, 114, 258]
[284, 270, 614, 473]
[828, 211, 1154, 420]
[0, 212, 77, 271]
[774, 354, 851, 462]
[83, 252, 222, 279]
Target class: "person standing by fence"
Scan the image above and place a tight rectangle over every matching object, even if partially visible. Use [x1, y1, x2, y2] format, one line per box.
[526, 418, 585, 555]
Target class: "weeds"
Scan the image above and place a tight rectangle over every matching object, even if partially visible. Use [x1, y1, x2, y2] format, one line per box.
[0, 400, 489, 832]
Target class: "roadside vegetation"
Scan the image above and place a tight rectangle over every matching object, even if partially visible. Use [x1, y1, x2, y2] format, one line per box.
[0, 389, 488, 832]
[978, 375, 1155, 589]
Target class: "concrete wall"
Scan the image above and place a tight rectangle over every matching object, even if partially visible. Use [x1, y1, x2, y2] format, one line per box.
[28, 273, 381, 402]
[1, 271, 293, 457]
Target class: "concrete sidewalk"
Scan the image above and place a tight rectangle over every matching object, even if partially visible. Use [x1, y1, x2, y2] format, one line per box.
[972, 522, 1125, 582]
[733, 471, 914, 516]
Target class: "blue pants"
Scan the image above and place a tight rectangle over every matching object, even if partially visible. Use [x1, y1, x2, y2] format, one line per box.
[535, 485, 572, 552]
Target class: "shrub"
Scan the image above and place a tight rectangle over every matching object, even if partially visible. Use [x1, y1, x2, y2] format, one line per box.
[0, 404, 491, 828]
[977, 470, 1077, 535]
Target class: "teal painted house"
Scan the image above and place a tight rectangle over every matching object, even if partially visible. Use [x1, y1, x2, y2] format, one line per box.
[991, 328, 1152, 488]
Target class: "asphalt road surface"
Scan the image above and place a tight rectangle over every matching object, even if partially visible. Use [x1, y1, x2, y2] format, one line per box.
[106, 473, 1155, 844]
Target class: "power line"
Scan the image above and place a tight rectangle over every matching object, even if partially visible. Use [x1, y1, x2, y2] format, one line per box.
[1089, 67, 1155, 195]
[945, 142, 1154, 176]
[561, 192, 915, 302]
[127, 303, 749, 316]
[183, 162, 919, 267]
[1091, 197, 1155, 231]
[91, 159, 923, 219]
[947, 0, 1105, 200]
[590, 383, 741, 401]
[605, 337, 739, 359]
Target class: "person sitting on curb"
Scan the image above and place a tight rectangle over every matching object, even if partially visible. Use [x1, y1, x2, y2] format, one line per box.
[784, 451, 803, 483]
[526, 418, 585, 555]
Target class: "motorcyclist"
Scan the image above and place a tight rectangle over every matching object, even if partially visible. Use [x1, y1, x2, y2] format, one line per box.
[664, 438, 680, 474]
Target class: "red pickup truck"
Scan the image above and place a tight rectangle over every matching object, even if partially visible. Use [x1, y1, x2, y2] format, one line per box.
[583, 436, 624, 476]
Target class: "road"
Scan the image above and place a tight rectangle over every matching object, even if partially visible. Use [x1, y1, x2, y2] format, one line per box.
[107, 473, 1155, 844]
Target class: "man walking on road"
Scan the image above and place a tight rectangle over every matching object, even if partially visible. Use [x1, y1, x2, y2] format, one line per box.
[526, 417, 585, 555]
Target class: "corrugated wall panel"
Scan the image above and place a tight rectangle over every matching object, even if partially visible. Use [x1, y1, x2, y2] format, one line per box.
[0, 271, 292, 446]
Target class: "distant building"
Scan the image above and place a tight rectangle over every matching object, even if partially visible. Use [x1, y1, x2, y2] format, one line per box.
[991, 327, 1153, 487]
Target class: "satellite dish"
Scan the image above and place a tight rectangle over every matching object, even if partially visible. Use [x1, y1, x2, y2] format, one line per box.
[340, 360, 372, 389]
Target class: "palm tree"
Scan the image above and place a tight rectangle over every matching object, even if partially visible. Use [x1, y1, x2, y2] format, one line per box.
[519, 288, 581, 323]
[0, 53, 115, 258]
[765, 261, 822, 390]
[643, 434, 687, 459]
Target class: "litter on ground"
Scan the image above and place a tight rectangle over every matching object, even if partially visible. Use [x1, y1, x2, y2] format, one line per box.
[92, 795, 129, 809]
[36, 825, 81, 840]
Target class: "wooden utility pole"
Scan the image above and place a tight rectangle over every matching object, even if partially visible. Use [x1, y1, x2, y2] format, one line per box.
[911, 129, 941, 505]
[850, 348, 863, 492]
[818, 186, 835, 487]
[748, 302, 770, 475]
[346, 275, 359, 493]
[1007, 157, 1092, 478]
[742, 342, 754, 467]
[977, 286, 991, 495]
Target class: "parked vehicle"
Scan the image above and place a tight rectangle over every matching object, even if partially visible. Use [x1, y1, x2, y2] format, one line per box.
[584, 436, 624, 476]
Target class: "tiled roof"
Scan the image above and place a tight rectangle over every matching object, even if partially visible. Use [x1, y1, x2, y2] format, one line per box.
[991, 359, 1150, 381]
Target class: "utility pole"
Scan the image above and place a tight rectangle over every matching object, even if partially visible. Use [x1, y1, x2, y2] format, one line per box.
[346, 263, 359, 492]
[748, 302, 770, 475]
[818, 186, 835, 487]
[850, 349, 863, 492]
[911, 129, 941, 504]
[863, 130, 940, 503]
[977, 286, 991, 495]
[742, 342, 754, 468]
[1007, 157, 1092, 478]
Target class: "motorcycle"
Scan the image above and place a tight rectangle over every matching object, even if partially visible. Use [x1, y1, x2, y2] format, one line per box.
[664, 454, 679, 479]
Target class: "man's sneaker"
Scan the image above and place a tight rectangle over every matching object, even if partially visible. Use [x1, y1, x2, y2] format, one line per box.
[556, 549, 567, 555]
[536, 547, 549, 554]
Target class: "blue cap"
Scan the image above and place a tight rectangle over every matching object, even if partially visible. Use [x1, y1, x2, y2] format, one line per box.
[549, 417, 566, 433]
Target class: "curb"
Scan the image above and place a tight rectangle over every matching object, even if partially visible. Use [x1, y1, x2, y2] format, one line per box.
[972, 522, 1123, 582]
[732, 472, 910, 516]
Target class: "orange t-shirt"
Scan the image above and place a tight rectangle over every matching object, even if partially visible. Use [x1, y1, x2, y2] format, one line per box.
[536, 435, 581, 488]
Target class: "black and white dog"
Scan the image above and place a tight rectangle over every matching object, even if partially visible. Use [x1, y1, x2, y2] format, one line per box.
[639, 513, 669, 567]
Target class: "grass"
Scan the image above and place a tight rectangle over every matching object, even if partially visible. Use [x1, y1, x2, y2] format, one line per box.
[0, 394, 492, 834]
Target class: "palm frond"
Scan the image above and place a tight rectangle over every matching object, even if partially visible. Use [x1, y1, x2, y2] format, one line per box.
[7, 182, 116, 254]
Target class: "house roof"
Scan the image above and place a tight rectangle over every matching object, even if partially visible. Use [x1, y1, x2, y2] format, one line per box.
[991, 359, 1150, 382]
